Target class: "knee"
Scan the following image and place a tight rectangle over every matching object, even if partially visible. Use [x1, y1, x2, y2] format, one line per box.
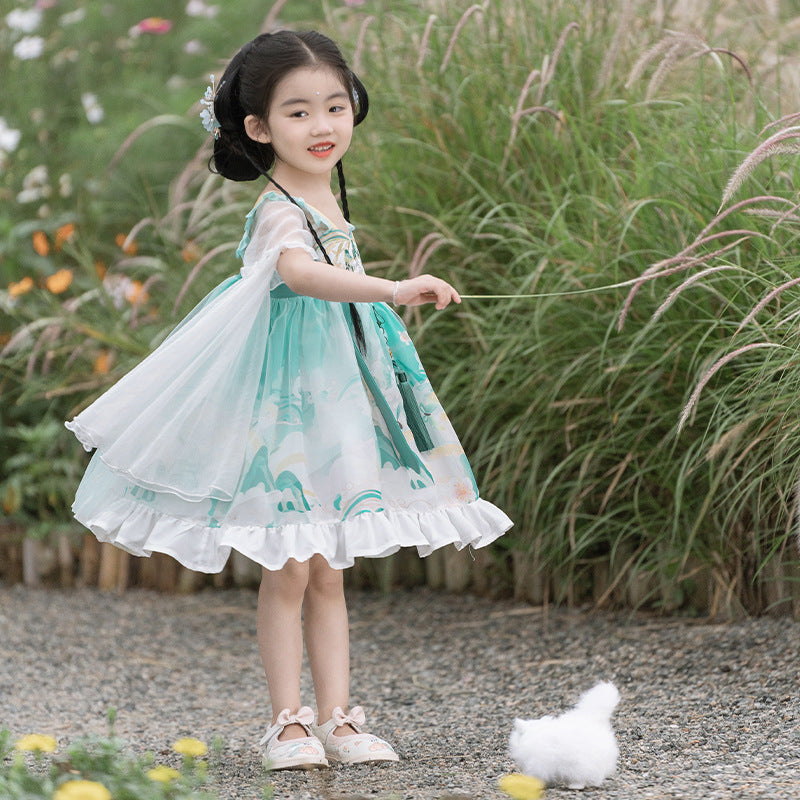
[261, 559, 310, 602]
[306, 556, 344, 600]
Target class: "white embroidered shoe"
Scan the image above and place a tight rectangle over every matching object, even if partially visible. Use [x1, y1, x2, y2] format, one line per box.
[258, 706, 328, 770]
[312, 706, 400, 764]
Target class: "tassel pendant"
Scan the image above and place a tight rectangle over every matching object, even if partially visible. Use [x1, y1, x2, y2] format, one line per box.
[396, 371, 434, 452]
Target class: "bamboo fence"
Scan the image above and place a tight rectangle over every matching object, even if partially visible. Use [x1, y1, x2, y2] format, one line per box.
[2, 522, 798, 620]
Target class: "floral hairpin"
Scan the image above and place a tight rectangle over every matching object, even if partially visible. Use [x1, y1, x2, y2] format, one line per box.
[199, 74, 220, 140]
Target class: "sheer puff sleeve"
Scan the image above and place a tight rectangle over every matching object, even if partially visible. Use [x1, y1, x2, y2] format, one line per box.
[238, 197, 317, 286]
[65, 197, 318, 502]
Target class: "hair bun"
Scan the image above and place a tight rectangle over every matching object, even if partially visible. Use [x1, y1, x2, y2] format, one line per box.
[212, 134, 261, 182]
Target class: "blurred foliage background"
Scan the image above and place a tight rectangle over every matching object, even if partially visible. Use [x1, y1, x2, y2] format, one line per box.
[3, 0, 800, 617]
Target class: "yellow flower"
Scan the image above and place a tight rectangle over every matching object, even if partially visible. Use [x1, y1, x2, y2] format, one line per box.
[45, 268, 73, 294]
[32, 231, 50, 256]
[94, 261, 107, 280]
[54, 223, 76, 250]
[15, 734, 57, 753]
[52, 780, 111, 800]
[172, 737, 207, 757]
[147, 765, 181, 783]
[8, 276, 35, 297]
[498, 773, 546, 800]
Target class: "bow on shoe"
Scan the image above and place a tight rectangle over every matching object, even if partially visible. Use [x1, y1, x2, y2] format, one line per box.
[275, 706, 315, 727]
[332, 705, 366, 731]
[259, 706, 316, 747]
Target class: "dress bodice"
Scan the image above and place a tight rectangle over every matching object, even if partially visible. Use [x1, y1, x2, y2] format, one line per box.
[237, 191, 365, 277]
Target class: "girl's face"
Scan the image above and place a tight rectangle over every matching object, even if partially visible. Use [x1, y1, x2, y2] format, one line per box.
[248, 65, 354, 181]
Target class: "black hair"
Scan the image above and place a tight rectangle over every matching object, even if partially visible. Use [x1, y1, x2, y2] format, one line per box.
[210, 30, 370, 352]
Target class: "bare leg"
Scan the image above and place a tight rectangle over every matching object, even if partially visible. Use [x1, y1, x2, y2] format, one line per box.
[258, 559, 309, 741]
[304, 554, 352, 734]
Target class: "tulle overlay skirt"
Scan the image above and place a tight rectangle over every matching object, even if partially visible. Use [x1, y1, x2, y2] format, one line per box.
[68, 277, 512, 572]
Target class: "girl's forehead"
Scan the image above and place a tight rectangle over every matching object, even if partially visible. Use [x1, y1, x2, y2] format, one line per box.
[272, 66, 347, 99]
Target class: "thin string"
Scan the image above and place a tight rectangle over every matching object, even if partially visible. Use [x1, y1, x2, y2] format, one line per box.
[455, 275, 656, 300]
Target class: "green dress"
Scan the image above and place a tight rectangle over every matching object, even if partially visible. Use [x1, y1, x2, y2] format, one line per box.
[66, 192, 512, 571]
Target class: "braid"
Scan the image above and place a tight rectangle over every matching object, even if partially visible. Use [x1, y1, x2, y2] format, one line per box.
[336, 159, 350, 223]
[265, 172, 367, 355]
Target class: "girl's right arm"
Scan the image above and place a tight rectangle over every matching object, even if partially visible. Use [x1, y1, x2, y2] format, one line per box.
[277, 247, 461, 310]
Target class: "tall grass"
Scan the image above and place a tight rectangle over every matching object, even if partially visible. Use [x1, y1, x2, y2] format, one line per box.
[343, 0, 800, 615]
[4, 0, 800, 614]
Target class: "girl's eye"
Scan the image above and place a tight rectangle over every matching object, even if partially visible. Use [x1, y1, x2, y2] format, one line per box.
[330, 105, 346, 113]
[291, 110, 308, 118]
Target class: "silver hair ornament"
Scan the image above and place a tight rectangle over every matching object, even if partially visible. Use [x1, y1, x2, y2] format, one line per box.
[199, 74, 220, 140]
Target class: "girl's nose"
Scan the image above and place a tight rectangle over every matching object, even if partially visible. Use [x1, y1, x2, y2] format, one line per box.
[311, 115, 334, 135]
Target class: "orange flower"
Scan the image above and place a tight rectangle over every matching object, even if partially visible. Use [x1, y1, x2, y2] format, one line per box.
[32, 231, 50, 256]
[115, 233, 138, 256]
[54, 223, 76, 250]
[93, 350, 112, 374]
[8, 276, 35, 297]
[125, 279, 149, 305]
[45, 268, 73, 294]
[94, 261, 107, 280]
[181, 240, 201, 263]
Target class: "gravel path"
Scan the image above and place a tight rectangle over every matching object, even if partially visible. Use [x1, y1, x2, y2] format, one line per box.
[1, 585, 798, 799]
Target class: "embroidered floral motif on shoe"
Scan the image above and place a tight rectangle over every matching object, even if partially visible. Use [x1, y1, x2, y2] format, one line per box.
[258, 706, 328, 770]
[312, 706, 400, 764]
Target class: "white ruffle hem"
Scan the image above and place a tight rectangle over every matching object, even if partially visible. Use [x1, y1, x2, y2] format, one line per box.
[73, 494, 511, 573]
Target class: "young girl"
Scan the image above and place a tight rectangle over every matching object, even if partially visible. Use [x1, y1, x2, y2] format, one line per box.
[66, 30, 512, 770]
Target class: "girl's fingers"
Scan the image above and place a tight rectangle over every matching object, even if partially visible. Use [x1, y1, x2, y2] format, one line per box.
[400, 277, 460, 308]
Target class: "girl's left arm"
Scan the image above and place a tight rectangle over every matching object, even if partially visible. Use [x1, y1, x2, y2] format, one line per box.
[277, 248, 460, 309]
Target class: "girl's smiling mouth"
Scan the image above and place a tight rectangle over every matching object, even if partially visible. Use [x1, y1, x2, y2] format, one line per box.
[308, 142, 335, 157]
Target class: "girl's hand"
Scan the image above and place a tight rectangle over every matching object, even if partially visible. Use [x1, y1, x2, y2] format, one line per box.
[394, 276, 461, 310]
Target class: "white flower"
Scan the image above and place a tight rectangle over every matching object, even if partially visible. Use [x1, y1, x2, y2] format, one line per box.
[183, 39, 206, 55]
[5, 8, 43, 33]
[81, 93, 104, 124]
[59, 173, 72, 198]
[17, 187, 47, 204]
[13, 35, 45, 60]
[103, 275, 135, 309]
[23, 164, 48, 186]
[22, 164, 49, 193]
[0, 118, 22, 154]
[185, 0, 219, 18]
[59, 8, 87, 26]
